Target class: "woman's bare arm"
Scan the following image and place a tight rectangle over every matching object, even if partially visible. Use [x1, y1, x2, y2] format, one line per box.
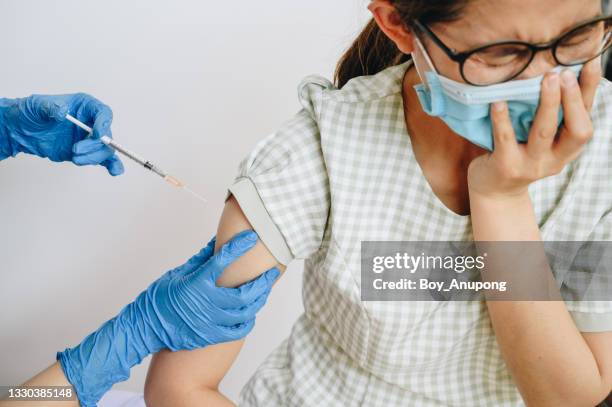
[470, 190, 612, 406]
[144, 194, 287, 407]
[0, 363, 77, 407]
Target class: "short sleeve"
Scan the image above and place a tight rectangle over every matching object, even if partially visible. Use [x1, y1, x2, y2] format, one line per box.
[224, 75, 334, 265]
[563, 210, 612, 332]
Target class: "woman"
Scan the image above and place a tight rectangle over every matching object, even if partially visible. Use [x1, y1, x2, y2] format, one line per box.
[144, 0, 612, 405]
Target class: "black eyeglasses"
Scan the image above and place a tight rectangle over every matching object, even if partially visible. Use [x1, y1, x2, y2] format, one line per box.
[412, 15, 612, 86]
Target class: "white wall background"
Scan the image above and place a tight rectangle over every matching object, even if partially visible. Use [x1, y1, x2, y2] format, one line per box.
[0, 0, 370, 402]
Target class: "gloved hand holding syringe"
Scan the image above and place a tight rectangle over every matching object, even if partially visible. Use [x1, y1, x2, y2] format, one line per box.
[65, 113, 207, 203]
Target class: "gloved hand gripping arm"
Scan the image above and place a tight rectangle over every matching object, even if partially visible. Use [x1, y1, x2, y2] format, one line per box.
[57, 230, 279, 407]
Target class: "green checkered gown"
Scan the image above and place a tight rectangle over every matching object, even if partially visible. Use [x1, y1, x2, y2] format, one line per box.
[226, 60, 612, 406]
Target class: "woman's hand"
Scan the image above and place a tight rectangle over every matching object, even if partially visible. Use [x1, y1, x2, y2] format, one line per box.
[467, 57, 602, 199]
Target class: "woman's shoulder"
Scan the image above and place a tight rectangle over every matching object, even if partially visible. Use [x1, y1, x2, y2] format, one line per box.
[296, 61, 411, 117]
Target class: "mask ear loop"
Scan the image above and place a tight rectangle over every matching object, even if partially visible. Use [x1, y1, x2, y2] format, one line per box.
[411, 34, 439, 89]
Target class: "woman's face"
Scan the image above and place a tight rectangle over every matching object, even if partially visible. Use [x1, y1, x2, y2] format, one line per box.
[418, 0, 603, 84]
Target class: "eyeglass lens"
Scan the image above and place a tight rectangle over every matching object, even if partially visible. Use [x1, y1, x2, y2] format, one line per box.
[462, 17, 612, 85]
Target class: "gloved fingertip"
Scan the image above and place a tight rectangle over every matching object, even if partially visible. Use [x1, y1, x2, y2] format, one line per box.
[230, 230, 258, 251]
[267, 267, 281, 281]
[243, 229, 258, 241]
[72, 155, 88, 166]
[199, 236, 217, 257]
[108, 165, 124, 177]
[215, 230, 257, 267]
[208, 235, 217, 248]
[105, 156, 125, 176]
[194, 239, 216, 260]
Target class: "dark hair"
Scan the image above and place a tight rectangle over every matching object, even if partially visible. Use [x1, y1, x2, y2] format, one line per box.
[333, 1, 469, 88]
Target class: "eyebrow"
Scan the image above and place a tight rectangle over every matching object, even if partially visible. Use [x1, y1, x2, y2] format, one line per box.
[446, 11, 606, 52]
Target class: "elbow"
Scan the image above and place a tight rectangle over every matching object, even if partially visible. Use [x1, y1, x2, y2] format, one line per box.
[589, 387, 612, 407]
[144, 379, 194, 407]
[573, 388, 611, 407]
[144, 381, 221, 407]
[580, 375, 612, 407]
[143, 375, 169, 407]
[144, 363, 220, 407]
[143, 367, 188, 407]
[524, 384, 611, 407]
[520, 359, 612, 407]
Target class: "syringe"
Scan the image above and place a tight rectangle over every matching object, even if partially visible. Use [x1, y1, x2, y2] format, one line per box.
[65, 114, 206, 203]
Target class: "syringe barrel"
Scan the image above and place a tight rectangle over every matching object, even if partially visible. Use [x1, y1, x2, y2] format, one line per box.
[100, 135, 167, 178]
[144, 162, 167, 177]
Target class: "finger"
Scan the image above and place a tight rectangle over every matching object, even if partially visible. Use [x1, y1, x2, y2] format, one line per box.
[553, 68, 594, 161]
[72, 144, 115, 166]
[72, 138, 105, 155]
[188, 235, 217, 266]
[526, 72, 561, 157]
[81, 96, 113, 140]
[235, 267, 280, 304]
[215, 267, 281, 308]
[214, 293, 269, 326]
[578, 56, 602, 112]
[207, 230, 259, 283]
[177, 236, 218, 276]
[101, 154, 125, 176]
[165, 237, 218, 282]
[159, 237, 217, 282]
[92, 108, 113, 140]
[490, 101, 520, 156]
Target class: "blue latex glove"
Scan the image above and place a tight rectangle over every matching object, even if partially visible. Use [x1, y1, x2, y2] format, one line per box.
[0, 93, 124, 175]
[57, 229, 280, 407]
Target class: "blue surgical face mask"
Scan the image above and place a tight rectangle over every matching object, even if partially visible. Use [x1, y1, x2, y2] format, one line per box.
[411, 39, 584, 151]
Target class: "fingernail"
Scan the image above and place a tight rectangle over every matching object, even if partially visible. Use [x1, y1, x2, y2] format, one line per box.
[561, 69, 577, 88]
[492, 102, 505, 112]
[546, 73, 559, 88]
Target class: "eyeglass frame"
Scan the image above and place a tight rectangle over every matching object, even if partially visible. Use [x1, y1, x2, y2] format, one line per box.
[411, 14, 612, 86]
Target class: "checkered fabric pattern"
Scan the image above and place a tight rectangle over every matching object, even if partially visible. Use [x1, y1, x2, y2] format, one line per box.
[227, 60, 612, 406]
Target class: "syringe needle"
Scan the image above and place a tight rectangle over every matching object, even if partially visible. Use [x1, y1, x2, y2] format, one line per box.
[182, 185, 208, 203]
[65, 114, 207, 204]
